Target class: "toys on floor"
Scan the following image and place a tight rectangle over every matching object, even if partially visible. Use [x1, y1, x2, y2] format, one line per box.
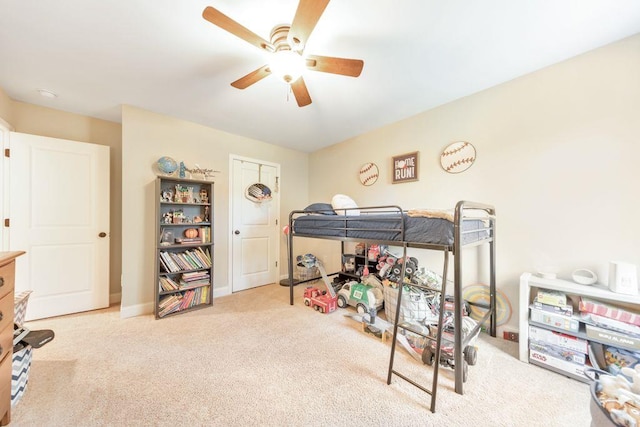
[302, 259, 337, 314]
[421, 315, 480, 383]
[336, 282, 384, 314]
[303, 286, 337, 314]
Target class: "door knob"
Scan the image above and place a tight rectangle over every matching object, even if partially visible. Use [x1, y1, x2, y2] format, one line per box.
[234, 230, 240, 235]
[98, 232, 107, 238]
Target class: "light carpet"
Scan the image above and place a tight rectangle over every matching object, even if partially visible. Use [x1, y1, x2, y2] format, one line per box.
[11, 283, 592, 426]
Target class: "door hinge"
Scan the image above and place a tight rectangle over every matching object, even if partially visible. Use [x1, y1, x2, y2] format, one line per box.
[276, 219, 278, 225]
[275, 261, 278, 267]
[4, 149, 9, 158]
[3, 219, 9, 227]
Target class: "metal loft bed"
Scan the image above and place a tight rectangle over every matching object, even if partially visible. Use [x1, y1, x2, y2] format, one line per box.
[287, 200, 496, 400]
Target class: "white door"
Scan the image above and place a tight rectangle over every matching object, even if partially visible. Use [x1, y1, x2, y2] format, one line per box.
[231, 157, 279, 292]
[9, 132, 110, 320]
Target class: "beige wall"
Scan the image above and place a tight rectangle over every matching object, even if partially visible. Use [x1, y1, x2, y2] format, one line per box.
[120, 105, 310, 316]
[0, 97, 123, 301]
[309, 33, 640, 332]
[0, 88, 12, 124]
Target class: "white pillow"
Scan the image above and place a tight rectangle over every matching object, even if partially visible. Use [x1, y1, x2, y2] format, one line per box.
[331, 194, 360, 216]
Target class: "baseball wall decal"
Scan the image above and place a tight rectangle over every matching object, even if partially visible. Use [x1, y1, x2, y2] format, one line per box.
[359, 162, 379, 186]
[440, 141, 476, 174]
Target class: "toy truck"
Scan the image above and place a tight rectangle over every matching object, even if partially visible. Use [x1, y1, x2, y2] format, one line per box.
[303, 286, 337, 313]
[337, 282, 384, 314]
[303, 260, 338, 314]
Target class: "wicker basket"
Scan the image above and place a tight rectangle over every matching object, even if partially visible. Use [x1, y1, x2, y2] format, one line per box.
[13, 290, 34, 407]
[295, 265, 319, 282]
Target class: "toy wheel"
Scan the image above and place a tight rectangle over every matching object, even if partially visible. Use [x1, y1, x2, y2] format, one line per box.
[304, 300, 310, 306]
[337, 296, 347, 308]
[422, 348, 434, 366]
[464, 346, 477, 366]
[356, 303, 367, 314]
[462, 361, 469, 383]
[318, 306, 324, 314]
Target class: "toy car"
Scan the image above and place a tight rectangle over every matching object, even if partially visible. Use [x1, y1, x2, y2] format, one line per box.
[421, 315, 479, 383]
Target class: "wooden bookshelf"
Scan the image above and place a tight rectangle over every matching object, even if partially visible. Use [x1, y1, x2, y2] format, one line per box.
[154, 177, 214, 319]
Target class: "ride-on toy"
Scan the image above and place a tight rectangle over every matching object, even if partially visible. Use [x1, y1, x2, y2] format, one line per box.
[421, 315, 479, 382]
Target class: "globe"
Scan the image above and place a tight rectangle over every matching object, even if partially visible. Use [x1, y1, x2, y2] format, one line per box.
[157, 156, 178, 175]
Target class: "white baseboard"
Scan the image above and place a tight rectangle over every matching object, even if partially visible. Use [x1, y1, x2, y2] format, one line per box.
[214, 284, 230, 298]
[109, 292, 121, 305]
[120, 301, 153, 318]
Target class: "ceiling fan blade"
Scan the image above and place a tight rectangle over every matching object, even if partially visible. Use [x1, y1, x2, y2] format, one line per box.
[203, 6, 273, 52]
[231, 65, 272, 89]
[291, 77, 312, 107]
[305, 55, 364, 77]
[288, 0, 330, 50]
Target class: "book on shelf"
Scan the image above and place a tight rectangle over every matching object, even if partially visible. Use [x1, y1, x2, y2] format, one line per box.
[602, 345, 640, 374]
[159, 276, 180, 292]
[529, 341, 586, 365]
[585, 324, 640, 351]
[529, 307, 579, 332]
[182, 271, 208, 280]
[532, 296, 573, 316]
[579, 296, 640, 327]
[158, 255, 171, 273]
[198, 227, 211, 243]
[536, 289, 567, 307]
[581, 312, 640, 338]
[159, 294, 183, 317]
[529, 348, 586, 378]
[176, 237, 203, 245]
[528, 325, 588, 354]
[160, 251, 180, 273]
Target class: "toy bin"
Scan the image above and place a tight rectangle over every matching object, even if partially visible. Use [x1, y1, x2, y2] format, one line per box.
[295, 265, 319, 282]
[12, 290, 33, 407]
[383, 285, 436, 324]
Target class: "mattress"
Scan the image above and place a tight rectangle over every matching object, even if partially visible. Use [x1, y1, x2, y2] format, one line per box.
[291, 213, 489, 246]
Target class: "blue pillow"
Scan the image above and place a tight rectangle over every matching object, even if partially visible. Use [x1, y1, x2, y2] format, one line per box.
[304, 203, 337, 215]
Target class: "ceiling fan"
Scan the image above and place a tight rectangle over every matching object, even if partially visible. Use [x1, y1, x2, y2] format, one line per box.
[202, 0, 364, 107]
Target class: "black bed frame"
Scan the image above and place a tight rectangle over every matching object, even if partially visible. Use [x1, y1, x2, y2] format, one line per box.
[287, 200, 496, 400]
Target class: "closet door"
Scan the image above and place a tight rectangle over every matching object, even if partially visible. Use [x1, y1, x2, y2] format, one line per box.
[9, 132, 110, 320]
[231, 156, 279, 292]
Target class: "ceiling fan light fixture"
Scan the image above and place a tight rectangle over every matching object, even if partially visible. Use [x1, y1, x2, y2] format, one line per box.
[269, 50, 305, 84]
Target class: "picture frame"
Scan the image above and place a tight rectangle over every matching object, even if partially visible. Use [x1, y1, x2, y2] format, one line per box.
[392, 151, 419, 184]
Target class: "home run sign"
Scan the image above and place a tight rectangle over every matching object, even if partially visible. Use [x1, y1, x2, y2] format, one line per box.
[440, 141, 476, 173]
[392, 151, 419, 184]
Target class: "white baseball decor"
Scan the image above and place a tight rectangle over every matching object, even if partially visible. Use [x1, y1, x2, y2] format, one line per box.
[359, 162, 379, 186]
[440, 141, 476, 174]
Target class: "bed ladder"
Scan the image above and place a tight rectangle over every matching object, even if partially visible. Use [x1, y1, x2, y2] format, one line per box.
[386, 249, 449, 413]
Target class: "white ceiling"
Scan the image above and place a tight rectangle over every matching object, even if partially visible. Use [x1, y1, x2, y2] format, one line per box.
[1, 1, 639, 153]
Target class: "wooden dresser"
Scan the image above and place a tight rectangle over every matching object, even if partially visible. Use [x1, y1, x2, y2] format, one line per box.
[0, 251, 25, 426]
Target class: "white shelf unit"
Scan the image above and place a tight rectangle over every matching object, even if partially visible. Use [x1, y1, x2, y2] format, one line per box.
[519, 272, 640, 367]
